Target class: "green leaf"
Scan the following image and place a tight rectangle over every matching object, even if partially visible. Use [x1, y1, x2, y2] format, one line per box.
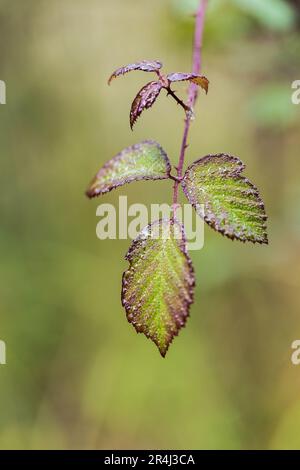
[181, 154, 268, 244]
[231, 0, 295, 32]
[249, 83, 297, 130]
[86, 141, 171, 198]
[122, 219, 195, 357]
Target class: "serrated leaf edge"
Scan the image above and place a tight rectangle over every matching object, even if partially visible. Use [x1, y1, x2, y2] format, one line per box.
[181, 153, 269, 245]
[86, 140, 171, 198]
[108, 60, 163, 85]
[167, 73, 209, 93]
[121, 219, 195, 357]
[130, 81, 163, 129]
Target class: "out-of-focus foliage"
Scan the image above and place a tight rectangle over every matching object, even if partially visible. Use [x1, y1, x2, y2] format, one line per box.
[232, 0, 295, 32]
[172, 0, 295, 31]
[170, 0, 298, 47]
[249, 84, 298, 129]
[0, 0, 300, 450]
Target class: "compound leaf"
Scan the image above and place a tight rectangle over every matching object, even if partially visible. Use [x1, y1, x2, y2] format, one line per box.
[167, 73, 209, 94]
[130, 81, 163, 129]
[108, 60, 163, 84]
[122, 219, 195, 357]
[86, 140, 170, 198]
[181, 154, 268, 244]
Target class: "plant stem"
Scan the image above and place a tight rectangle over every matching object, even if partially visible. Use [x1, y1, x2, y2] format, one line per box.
[166, 86, 190, 113]
[172, 0, 208, 210]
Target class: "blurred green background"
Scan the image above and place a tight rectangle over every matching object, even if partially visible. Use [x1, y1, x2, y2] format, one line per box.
[0, 0, 300, 450]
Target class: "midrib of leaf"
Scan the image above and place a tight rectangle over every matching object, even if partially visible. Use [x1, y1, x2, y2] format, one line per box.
[206, 197, 265, 219]
[138, 237, 183, 333]
[102, 157, 164, 182]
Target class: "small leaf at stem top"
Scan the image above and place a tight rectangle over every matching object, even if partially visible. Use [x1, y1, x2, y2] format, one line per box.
[122, 219, 195, 357]
[108, 60, 163, 84]
[167, 73, 209, 94]
[86, 140, 171, 198]
[181, 154, 268, 244]
[130, 81, 163, 129]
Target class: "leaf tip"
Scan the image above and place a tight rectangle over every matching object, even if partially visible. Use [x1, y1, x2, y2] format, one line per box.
[85, 180, 98, 199]
[85, 188, 93, 199]
[159, 347, 168, 358]
[107, 72, 117, 85]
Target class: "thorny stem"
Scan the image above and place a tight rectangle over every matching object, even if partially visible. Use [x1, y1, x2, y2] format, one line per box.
[156, 69, 191, 114]
[172, 0, 208, 212]
[165, 86, 190, 113]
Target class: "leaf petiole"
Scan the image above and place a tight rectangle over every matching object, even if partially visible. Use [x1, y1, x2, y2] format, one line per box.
[169, 174, 183, 183]
[165, 86, 191, 114]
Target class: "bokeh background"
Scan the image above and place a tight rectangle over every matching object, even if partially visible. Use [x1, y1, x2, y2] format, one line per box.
[1, 0, 300, 450]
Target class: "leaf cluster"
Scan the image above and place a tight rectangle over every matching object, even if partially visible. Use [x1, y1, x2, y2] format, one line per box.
[86, 60, 268, 356]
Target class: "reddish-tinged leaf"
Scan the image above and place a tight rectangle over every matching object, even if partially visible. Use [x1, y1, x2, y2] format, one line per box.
[108, 60, 163, 84]
[167, 73, 209, 94]
[181, 154, 268, 244]
[122, 219, 195, 357]
[130, 81, 163, 129]
[86, 141, 171, 198]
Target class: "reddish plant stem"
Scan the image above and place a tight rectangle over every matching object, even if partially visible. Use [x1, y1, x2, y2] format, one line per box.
[156, 69, 191, 113]
[172, 0, 208, 210]
[165, 86, 190, 113]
